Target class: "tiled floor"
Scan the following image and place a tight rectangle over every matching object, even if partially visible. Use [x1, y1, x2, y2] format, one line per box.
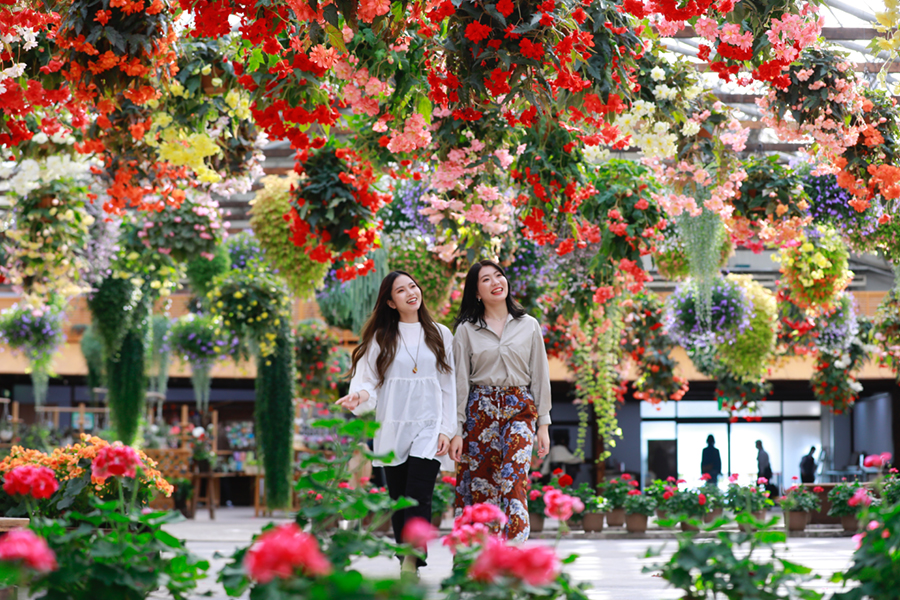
[164, 507, 858, 599]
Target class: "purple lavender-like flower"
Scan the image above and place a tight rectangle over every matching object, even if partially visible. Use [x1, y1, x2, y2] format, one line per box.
[814, 292, 858, 355]
[806, 174, 880, 250]
[666, 277, 753, 348]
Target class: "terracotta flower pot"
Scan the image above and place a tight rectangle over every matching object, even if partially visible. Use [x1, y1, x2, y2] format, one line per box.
[786, 511, 809, 531]
[703, 508, 723, 523]
[656, 509, 670, 524]
[841, 514, 860, 532]
[625, 513, 648, 533]
[680, 521, 700, 532]
[431, 511, 444, 528]
[529, 513, 545, 533]
[582, 512, 604, 532]
[567, 517, 583, 531]
[606, 507, 626, 527]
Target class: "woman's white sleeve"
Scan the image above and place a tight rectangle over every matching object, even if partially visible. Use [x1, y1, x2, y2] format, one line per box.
[348, 342, 379, 415]
[439, 327, 458, 438]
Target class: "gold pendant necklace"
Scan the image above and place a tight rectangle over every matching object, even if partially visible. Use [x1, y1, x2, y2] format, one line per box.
[400, 326, 422, 373]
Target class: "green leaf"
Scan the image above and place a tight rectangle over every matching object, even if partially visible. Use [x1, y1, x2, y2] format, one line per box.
[248, 48, 265, 71]
[417, 95, 432, 124]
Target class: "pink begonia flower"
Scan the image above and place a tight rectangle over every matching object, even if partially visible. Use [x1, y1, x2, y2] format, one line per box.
[694, 16, 718, 40]
[358, 0, 389, 22]
[729, 474, 740, 483]
[91, 444, 142, 482]
[402, 517, 437, 551]
[867, 520, 880, 531]
[244, 524, 331, 583]
[0, 529, 57, 572]
[757, 477, 768, 485]
[852, 533, 865, 550]
[469, 537, 559, 586]
[863, 453, 892, 468]
[543, 489, 584, 522]
[848, 488, 872, 508]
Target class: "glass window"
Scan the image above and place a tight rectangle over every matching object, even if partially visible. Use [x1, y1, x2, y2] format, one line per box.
[730, 422, 782, 486]
[641, 421, 676, 487]
[676, 401, 727, 418]
[782, 420, 821, 485]
[782, 402, 821, 417]
[641, 401, 676, 418]
[676, 423, 729, 488]
[732, 400, 782, 418]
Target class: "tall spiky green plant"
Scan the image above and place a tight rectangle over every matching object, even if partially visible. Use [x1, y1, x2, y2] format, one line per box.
[255, 322, 296, 509]
[80, 326, 104, 404]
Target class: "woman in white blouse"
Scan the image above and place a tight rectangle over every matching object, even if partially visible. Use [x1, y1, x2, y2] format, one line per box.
[336, 270, 455, 574]
[449, 259, 551, 542]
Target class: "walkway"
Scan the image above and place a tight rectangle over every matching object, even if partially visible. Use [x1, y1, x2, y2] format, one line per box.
[164, 507, 858, 599]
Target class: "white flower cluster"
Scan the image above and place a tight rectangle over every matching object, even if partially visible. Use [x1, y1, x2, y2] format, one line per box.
[614, 100, 678, 159]
[0, 155, 95, 197]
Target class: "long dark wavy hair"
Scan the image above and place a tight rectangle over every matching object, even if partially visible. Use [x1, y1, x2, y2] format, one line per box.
[454, 260, 526, 330]
[350, 270, 451, 387]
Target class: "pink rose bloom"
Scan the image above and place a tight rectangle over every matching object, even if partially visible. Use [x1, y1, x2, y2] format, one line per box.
[402, 517, 437, 551]
[0, 529, 57, 573]
[91, 444, 142, 482]
[244, 523, 331, 583]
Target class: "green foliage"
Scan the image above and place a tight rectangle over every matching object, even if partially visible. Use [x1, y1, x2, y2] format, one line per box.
[80, 326, 104, 403]
[623, 492, 657, 516]
[598, 477, 635, 509]
[733, 155, 808, 226]
[828, 481, 871, 517]
[883, 474, 900, 506]
[107, 325, 146, 446]
[208, 264, 292, 358]
[664, 488, 709, 517]
[294, 319, 338, 399]
[185, 242, 230, 301]
[725, 481, 774, 514]
[139, 193, 225, 263]
[87, 276, 142, 358]
[255, 323, 296, 509]
[645, 515, 823, 600]
[779, 486, 821, 513]
[718, 274, 777, 381]
[146, 315, 172, 400]
[20, 499, 208, 600]
[832, 495, 900, 599]
[250, 174, 329, 298]
[316, 248, 389, 334]
[224, 231, 264, 269]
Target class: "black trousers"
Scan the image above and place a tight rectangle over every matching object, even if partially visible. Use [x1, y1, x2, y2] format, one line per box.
[383, 456, 441, 566]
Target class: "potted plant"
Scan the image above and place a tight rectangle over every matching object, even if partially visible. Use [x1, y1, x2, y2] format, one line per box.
[599, 475, 636, 527]
[624, 491, 656, 534]
[171, 477, 194, 518]
[189, 426, 216, 473]
[700, 482, 726, 523]
[582, 495, 611, 533]
[665, 488, 708, 532]
[431, 475, 456, 528]
[725, 478, 774, 531]
[527, 482, 547, 533]
[779, 484, 821, 532]
[828, 481, 875, 532]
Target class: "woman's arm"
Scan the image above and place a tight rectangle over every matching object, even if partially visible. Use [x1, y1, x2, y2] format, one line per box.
[449, 326, 470, 462]
[438, 327, 458, 439]
[336, 341, 379, 414]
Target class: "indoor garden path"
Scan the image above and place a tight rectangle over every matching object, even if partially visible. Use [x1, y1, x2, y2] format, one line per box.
[161, 507, 858, 600]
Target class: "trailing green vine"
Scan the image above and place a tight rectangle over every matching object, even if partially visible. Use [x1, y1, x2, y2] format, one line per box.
[315, 248, 389, 334]
[79, 325, 104, 404]
[106, 313, 148, 446]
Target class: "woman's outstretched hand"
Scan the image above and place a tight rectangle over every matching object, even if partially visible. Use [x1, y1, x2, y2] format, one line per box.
[336, 390, 368, 411]
[449, 435, 463, 462]
[436, 434, 450, 456]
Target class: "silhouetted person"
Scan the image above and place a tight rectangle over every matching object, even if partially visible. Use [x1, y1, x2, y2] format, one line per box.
[800, 446, 816, 484]
[701, 434, 722, 485]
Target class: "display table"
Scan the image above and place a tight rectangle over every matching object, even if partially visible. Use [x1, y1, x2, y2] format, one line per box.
[191, 471, 257, 520]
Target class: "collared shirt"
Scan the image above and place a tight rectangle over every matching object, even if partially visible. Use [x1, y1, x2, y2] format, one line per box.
[452, 313, 552, 436]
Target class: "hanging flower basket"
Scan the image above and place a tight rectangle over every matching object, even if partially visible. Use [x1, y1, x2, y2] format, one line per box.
[776, 226, 851, 313]
[666, 276, 752, 348]
[717, 275, 777, 382]
[170, 314, 234, 413]
[0, 301, 66, 406]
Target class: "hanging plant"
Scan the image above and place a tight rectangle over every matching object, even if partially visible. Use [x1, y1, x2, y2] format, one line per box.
[715, 374, 773, 419]
[255, 322, 296, 509]
[665, 276, 752, 348]
[114, 217, 184, 300]
[315, 248, 389, 335]
[185, 242, 230, 301]
[170, 314, 233, 414]
[621, 293, 688, 406]
[249, 174, 329, 299]
[287, 146, 390, 278]
[208, 265, 292, 359]
[87, 276, 142, 358]
[875, 288, 900, 383]
[813, 292, 858, 356]
[224, 231, 264, 270]
[812, 317, 872, 414]
[107, 318, 147, 445]
[542, 307, 577, 362]
[498, 237, 549, 316]
[147, 314, 172, 400]
[81, 195, 121, 288]
[759, 46, 863, 158]
[294, 320, 338, 400]
[775, 286, 818, 358]
[137, 190, 227, 264]
[2, 157, 95, 300]
[56, 0, 177, 104]
[805, 173, 882, 255]
[652, 221, 732, 281]
[729, 155, 810, 252]
[80, 325, 104, 403]
[717, 275, 777, 382]
[384, 233, 457, 312]
[569, 308, 626, 462]
[0, 301, 66, 406]
[776, 226, 852, 312]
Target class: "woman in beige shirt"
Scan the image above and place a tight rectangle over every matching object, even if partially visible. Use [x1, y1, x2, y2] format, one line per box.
[449, 259, 551, 541]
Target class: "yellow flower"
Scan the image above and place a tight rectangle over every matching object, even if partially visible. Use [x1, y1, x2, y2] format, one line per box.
[234, 291, 244, 299]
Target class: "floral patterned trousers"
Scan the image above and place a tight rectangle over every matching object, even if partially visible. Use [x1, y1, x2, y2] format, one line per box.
[455, 385, 537, 542]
